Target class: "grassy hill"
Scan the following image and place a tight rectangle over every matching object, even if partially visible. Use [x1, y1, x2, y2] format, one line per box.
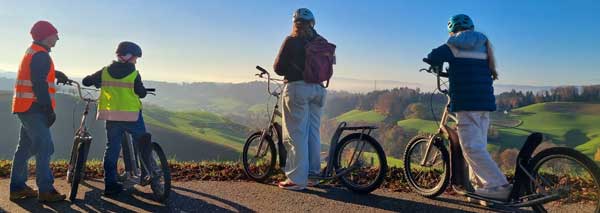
[397, 119, 438, 133]
[0, 91, 243, 161]
[503, 102, 600, 157]
[144, 106, 249, 151]
[335, 110, 386, 123]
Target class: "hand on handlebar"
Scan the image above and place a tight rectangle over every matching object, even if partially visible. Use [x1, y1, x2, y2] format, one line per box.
[420, 58, 448, 77]
[146, 88, 156, 96]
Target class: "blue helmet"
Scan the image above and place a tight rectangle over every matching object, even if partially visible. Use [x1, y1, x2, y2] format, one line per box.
[448, 14, 474, 33]
[116, 41, 142, 57]
[293, 8, 315, 22]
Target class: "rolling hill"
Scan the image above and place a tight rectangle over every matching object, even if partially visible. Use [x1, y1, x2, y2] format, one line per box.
[335, 110, 386, 123]
[0, 91, 245, 161]
[504, 102, 600, 157]
[143, 106, 249, 151]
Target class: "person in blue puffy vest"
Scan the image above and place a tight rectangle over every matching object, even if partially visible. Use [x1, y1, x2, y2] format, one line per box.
[425, 14, 510, 200]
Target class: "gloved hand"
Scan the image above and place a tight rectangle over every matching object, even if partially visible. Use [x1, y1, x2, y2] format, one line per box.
[47, 111, 56, 127]
[42, 106, 56, 127]
[55, 70, 72, 85]
[491, 70, 499, 81]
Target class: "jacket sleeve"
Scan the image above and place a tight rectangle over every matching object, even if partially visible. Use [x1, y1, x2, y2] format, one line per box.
[30, 52, 52, 109]
[134, 74, 147, 99]
[273, 36, 292, 76]
[82, 69, 103, 88]
[426, 44, 454, 66]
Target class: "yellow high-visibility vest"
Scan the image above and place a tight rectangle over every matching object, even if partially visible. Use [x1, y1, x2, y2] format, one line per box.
[97, 67, 141, 121]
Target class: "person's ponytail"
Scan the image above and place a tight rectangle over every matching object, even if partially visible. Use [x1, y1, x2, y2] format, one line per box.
[486, 40, 499, 80]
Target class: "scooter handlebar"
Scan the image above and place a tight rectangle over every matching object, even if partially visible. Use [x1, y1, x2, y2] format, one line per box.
[256, 65, 268, 74]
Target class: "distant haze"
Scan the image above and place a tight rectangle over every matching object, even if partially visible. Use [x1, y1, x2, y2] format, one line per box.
[0, 71, 555, 94]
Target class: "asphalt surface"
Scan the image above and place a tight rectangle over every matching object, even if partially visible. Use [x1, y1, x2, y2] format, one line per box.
[0, 179, 593, 212]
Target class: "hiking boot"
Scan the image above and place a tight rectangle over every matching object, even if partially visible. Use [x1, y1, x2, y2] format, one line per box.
[104, 183, 124, 196]
[38, 190, 66, 203]
[475, 184, 512, 201]
[9, 186, 38, 201]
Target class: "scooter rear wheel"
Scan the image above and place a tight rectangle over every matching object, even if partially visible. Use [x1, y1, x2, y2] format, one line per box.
[528, 147, 600, 213]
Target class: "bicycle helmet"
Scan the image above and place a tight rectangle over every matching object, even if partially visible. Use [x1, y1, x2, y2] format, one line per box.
[448, 14, 474, 33]
[116, 41, 142, 57]
[293, 8, 315, 22]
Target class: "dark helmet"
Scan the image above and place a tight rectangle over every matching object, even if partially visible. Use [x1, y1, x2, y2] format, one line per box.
[116, 41, 142, 57]
[448, 14, 474, 33]
[293, 8, 315, 22]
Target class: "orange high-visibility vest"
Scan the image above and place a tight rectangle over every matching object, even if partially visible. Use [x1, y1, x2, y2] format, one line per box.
[11, 43, 56, 113]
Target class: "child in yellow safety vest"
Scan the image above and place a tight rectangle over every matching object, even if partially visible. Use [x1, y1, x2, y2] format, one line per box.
[82, 41, 153, 196]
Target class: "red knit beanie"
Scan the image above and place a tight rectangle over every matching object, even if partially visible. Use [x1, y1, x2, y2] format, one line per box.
[30, 21, 58, 41]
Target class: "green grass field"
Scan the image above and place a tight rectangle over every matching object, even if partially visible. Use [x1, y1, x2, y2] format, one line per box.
[360, 152, 404, 168]
[335, 110, 386, 123]
[397, 118, 438, 133]
[144, 106, 248, 151]
[495, 103, 600, 158]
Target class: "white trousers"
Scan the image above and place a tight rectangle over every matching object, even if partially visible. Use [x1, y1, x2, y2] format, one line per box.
[456, 111, 509, 189]
[282, 81, 326, 187]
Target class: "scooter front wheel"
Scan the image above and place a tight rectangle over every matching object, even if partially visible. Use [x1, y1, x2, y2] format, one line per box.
[403, 135, 450, 198]
[242, 131, 277, 182]
[69, 141, 90, 201]
[147, 142, 171, 203]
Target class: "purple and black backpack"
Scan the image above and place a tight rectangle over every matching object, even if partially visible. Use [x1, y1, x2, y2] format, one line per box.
[303, 36, 336, 87]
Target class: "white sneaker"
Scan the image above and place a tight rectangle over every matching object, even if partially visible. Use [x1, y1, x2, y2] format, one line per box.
[307, 179, 320, 187]
[475, 184, 512, 200]
[467, 197, 491, 207]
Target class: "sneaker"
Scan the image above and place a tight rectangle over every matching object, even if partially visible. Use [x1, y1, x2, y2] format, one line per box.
[307, 179, 320, 187]
[307, 173, 321, 187]
[38, 190, 66, 203]
[467, 197, 491, 207]
[9, 186, 38, 201]
[104, 183, 124, 196]
[278, 180, 305, 191]
[475, 184, 512, 201]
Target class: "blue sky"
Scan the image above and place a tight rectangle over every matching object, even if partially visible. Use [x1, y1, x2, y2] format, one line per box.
[0, 0, 598, 86]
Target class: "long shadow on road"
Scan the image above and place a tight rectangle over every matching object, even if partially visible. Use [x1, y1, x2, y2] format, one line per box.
[171, 186, 254, 212]
[304, 186, 526, 213]
[432, 196, 532, 213]
[10, 179, 249, 212]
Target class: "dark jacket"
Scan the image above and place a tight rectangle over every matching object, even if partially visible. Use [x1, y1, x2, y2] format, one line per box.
[27, 42, 64, 114]
[426, 30, 496, 112]
[82, 61, 147, 98]
[273, 31, 318, 82]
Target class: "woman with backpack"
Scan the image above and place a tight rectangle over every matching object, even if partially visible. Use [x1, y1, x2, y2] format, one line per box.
[273, 8, 334, 190]
[425, 14, 509, 200]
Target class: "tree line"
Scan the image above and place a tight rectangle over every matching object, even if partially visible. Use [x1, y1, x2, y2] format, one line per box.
[324, 85, 600, 122]
[496, 85, 600, 111]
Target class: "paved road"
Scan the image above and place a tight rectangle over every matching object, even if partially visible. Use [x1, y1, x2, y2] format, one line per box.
[0, 179, 590, 212]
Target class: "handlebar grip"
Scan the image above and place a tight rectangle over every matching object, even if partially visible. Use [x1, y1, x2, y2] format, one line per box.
[422, 58, 433, 65]
[256, 66, 268, 74]
[146, 88, 156, 92]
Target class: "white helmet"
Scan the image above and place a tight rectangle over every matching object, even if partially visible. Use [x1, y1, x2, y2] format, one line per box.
[293, 8, 314, 22]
